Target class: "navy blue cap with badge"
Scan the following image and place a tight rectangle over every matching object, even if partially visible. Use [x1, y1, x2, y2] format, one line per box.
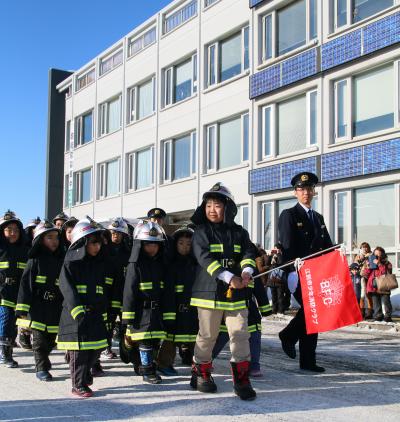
[147, 208, 167, 219]
[291, 172, 318, 188]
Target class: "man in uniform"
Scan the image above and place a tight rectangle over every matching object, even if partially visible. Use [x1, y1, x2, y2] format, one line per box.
[278, 172, 333, 372]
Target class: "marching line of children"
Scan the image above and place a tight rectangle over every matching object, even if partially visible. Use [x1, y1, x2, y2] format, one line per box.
[0, 182, 273, 401]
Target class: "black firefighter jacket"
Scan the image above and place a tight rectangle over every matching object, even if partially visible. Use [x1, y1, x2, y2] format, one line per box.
[190, 200, 257, 311]
[0, 237, 29, 309]
[122, 241, 175, 342]
[15, 246, 63, 333]
[56, 245, 108, 351]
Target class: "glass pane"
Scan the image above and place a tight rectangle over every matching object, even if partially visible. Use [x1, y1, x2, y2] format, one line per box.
[138, 79, 153, 120]
[337, 0, 347, 27]
[278, 95, 307, 155]
[83, 113, 92, 144]
[191, 133, 197, 173]
[310, 91, 317, 145]
[65, 121, 70, 152]
[106, 160, 119, 196]
[354, 184, 395, 248]
[278, 0, 306, 56]
[353, 65, 394, 136]
[173, 135, 191, 180]
[337, 80, 348, 138]
[220, 33, 242, 82]
[207, 126, 215, 170]
[278, 198, 297, 216]
[243, 113, 249, 161]
[264, 107, 272, 156]
[242, 206, 249, 232]
[218, 117, 241, 169]
[108, 98, 121, 133]
[336, 192, 349, 246]
[164, 142, 171, 180]
[309, 0, 317, 39]
[81, 169, 91, 203]
[264, 15, 273, 60]
[166, 69, 172, 105]
[136, 148, 152, 190]
[263, 203, 272, 250]
[353, 0, 393, 23]
[175, 59, 192, 102]
[243, 27, 249, 70]
[143, 27, 156, 47]
[209, 45, 216, 85]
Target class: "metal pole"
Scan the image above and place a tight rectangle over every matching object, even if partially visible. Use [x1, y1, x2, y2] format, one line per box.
[253, 244, 343, 280]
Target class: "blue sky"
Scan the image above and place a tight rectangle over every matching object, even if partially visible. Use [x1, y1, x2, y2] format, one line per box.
[0, 0, 171, 225]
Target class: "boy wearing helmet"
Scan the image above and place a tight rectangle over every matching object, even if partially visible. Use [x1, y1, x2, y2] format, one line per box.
[189, 183, 257, 401]
[56, 217, 109, 398]
[0, 210, 29, 368]
[122, 221, 175, 384]
[15, 221, 64, 381]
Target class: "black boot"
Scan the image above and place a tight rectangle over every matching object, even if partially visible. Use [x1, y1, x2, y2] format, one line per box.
[18, 332, 32, 350]
[0, 346, 18, 368]
[140, 364, 162, 384]
[231, 361, 256, 401]
[190, 362, 217, 393]
[180, 345, 193, 366]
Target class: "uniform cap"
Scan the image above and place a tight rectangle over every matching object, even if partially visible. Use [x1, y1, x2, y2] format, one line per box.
[291, 172, 318, 188]
[147, 208, 167, 219]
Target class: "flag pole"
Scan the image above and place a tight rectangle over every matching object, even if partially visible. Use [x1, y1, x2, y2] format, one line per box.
[253, 244, 343, 280]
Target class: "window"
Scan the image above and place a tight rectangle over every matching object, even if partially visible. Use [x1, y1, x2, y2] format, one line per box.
[99, 95, 122, 136]
[206, 113, 249, 172]
[334, 0, 394, 30]
[100, 49, 123, 75]
[262, 89, 318, 159]
[98, 159, 120, 199]
[128, 27, 156, 57]
[262, 0, 317, 62]
[164, 0, 197, 34]
[65, 85, 72, 99]
[127, 77, 156, 123]
[75, 111, 93, 146]
[73, 168, 92, 205]
[235, 204, 250, 233]
[207, 26, 249, 87]
[64, 174, 70, 207]
[205, 0, 219, 6]
[127, 146, 154, 191]
[76, 68, 95, 91]
[164, 54, 197, 107]
[334, 63, 396, 141]
[163, 132, 196, 182]
[65, 120, 71, 152]
[334, 184, 396, 252]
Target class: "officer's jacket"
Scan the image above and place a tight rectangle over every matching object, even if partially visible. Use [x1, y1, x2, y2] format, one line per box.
[278, 203, 333, 268]
[15, 247, 63, 333]
[56, 244, 108, 351]
[122, 240, 175, 341]
[190, 200, 257, 311]
[0, 237, 29, 309]
[166, 252, 198, 342]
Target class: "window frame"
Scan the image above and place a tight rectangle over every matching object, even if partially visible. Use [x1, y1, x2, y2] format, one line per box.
[73, 168, 92, 205]
[162, 131, 197, 183]
[97, 158, 120, 200]
[65, 120, 71, 152]
[100, 49, 123, 76]
[235, 204, 250, 233]
[74, 110, 93, 147]
[205, 112, 249, 173]
[163, 0, 198, 35]
[98, 95, 122, 137]
[206, 26, 250, 88]
[76, 68, 95, 92]
[126, 146, 155, 192]
[261, 0, 318, 63]
[127, 76, 156, 124]
[128, 26, 157, 57]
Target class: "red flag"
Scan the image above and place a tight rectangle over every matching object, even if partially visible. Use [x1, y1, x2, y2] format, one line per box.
[298, 250, 363, 334]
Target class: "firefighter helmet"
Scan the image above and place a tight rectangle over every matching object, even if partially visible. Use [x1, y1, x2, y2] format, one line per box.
[33, 220, 60, 241]
[70, 216, 105, 246]
[203, 182, 234, 202]
[25, 217, 41, 229]
[0, 210, 23, 231]
[173, 225, 194, 240]
[62, 216, 79, 230]
[108, 217, 129, 235]
[52, 212, 69, 224]
[133, 221, 164, 242]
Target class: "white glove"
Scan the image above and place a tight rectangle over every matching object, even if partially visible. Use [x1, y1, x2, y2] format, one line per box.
[287, 271, 299, 293]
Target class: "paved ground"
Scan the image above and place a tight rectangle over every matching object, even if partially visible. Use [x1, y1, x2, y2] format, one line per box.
[1, 318, 399, 422]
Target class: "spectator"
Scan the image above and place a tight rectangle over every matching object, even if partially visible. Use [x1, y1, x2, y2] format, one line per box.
[365, 247, 393, 323]
[265, 244, 287, 315]
[349, 263, 361, 305]
[354, 242, 373, 319]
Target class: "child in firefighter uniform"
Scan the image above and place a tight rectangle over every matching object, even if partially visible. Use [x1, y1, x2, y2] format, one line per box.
[190, 183, 257, 401]
[56, 217, 109, 398]
[157, 226, 199, 373]
[122, 221, 175, 384]
[15, 221, 64, 381]
[212, 277, 272, 377]
[0, 210, 29, 368]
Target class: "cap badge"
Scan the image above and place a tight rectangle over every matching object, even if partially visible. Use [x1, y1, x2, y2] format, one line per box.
[301, 174, 309, 182]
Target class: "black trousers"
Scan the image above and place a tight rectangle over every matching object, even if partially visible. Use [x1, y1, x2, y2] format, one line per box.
[372, 294, 392, 318]
[270, 285, 286, 313]
[31, 329, 56, 372]
[279, 286, 318, 367]
[69, 350, 100, 388]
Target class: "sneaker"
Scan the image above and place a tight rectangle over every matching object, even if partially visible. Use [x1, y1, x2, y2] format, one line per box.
[71, 386, 93, 398]
[157, 365, 178, 376]
[101, 348, 117, 360]
[249, 368, 264, 378]
[143, 373, 162, 384]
